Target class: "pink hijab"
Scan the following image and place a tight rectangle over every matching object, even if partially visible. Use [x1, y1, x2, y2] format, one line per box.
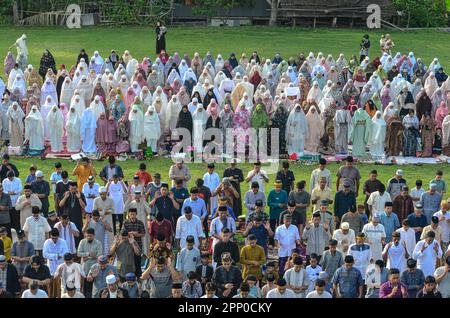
[435, 101, 449, 129]
[141, 58, 150, 73]
[207, 99, 219, 119]
[124, 87, 136, 111]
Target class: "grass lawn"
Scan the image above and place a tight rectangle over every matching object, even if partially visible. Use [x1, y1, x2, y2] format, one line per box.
[11, 156, 450, 214]
[1, 26, 450, 70]
[1, 26, 449, 213]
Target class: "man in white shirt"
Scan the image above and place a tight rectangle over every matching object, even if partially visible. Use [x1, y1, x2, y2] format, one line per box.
[210, 206, 236, 248]
[200, 282, 219, 298]
[433, 200, 450, 252]
[382, 231, 408, 272]
[21, 282, 48, 298]
[306, 279, 332, 298]
[266, 278, 296, 298]
[396, 219, 416, 257]
[2, 170, 22, 213]
[43, 228, 69, 270]
[309, 158, 332, 192]
[23, 206, 51, 255]
[203, 163, 221, 214]
[54, 214, 79, 255]
[348, 232, 372, 279]
[42, 228, 69, 298]
[362, 215, 386, 261]
[413, 231, 443, 277]
[410, 180, 425, 202]
[82, 176, 100, 215]
[367, 184, 392, 218]
[245, 162, 269, 193]
[283, 256, 309, 298]
[332, 222, 355, 254]
[175, 206, 204, 250]
[274, 214, 300, 276]
[54, 253, 86, 294]
[2, 171, 23, 230]
[61, 284, 85, 298]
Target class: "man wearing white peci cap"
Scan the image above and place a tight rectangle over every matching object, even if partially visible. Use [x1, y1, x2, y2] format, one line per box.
[99, 274, 129, 298]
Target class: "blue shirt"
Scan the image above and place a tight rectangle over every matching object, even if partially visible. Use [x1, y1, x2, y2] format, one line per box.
[360, 213, 369, 225]
[406, 213, 428, 241]
[420, 192, 442, 223]
[50, 172, 62, 193]
[181, 197, 207, 219]
[211, 206, 236, 220]
[25, 174, 36, 184]
[334, 191, 357, 218]
[88, 263, 119, 298]
[379, 212, 400, 243]
[400, 268, 425, 298]
[331, 266, 363, 298]
[248, 225, 269, 254]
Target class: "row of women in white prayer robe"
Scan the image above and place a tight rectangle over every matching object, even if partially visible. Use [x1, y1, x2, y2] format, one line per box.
[6, 48, 450, 155]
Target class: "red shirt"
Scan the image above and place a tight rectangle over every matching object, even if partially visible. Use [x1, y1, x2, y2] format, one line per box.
[135, 171, 152, 186]
[149, 219, 173, 245]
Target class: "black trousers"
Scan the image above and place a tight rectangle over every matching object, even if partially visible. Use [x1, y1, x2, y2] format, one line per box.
[112, 214, 124, 235]
[134, 254, 142, 278]
[269, 219, 277, 246]
[10, 208, 20, 231]
[83, 280, 93, 298]
[203, 217, 209, 238]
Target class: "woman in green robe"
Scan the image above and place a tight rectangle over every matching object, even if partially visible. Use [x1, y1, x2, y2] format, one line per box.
[351, 108, 372, 157]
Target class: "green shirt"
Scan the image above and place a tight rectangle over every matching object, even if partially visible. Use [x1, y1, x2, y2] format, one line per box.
[267, 190, 288, 221]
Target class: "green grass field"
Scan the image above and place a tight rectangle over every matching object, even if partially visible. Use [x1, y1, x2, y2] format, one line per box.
[1, 26, 450, 69]
[11, 156, 450, 214]
[1, 26, 450, 213]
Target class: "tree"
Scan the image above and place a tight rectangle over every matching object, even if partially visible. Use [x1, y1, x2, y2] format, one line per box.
[191, 0, 253, 21]
[267, 0, 280, 26]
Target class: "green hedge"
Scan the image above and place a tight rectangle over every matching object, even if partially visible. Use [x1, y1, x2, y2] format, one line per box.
[393, 0, 448, 27]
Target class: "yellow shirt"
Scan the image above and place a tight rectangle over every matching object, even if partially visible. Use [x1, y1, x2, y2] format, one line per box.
[73, 165, 96, 189]
[1, 236, 12, 261]
[240, 245, 266, 280]
[421, 225, 443, 243]
[310, 187, 333, 211]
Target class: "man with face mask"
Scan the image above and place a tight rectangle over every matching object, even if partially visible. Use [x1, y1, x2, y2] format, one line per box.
[23, 206, 51, 257]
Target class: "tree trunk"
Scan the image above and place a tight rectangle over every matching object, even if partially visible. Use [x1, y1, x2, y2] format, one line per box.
[12, 1, 19, 24]
[268, 0, 278, 26]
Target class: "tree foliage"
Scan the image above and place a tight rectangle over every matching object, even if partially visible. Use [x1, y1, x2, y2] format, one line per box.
[393, 0, 448, 27]
[191, 0, 253, 18]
